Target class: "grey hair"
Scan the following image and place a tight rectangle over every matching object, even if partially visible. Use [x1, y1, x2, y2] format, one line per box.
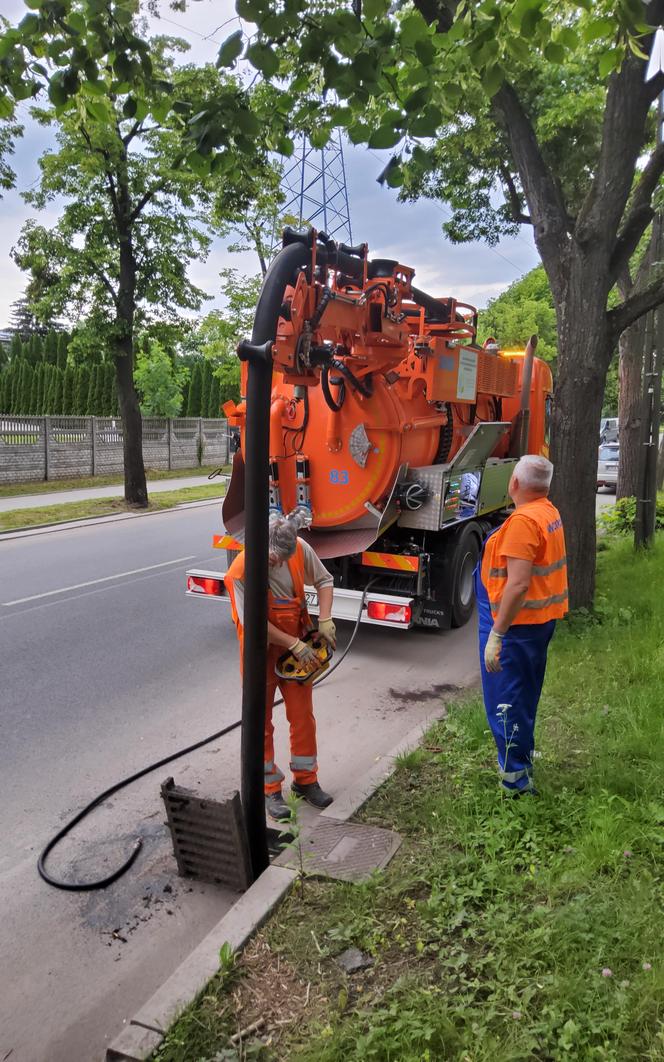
[268, 507, 312, 559]
[514, 454, 553, 494]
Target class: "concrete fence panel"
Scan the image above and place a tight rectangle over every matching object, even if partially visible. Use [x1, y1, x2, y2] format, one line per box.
[0, 416, 46, 483]
[170, 418, 201, 470]
[201, 418, 230, 466]
[93, 417, 124, 476]
[0, 415, 229, 485]
[48, 416, 94, 480]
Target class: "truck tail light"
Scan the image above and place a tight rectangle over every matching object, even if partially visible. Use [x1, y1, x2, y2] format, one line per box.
[187, 575, 224, 596]
[367, 601, 412, 625]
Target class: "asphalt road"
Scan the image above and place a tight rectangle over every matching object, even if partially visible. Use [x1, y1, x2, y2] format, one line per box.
[1, 502, 479, 1062]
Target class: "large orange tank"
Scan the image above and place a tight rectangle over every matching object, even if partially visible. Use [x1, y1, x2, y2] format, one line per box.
[262, 370, 440, 528]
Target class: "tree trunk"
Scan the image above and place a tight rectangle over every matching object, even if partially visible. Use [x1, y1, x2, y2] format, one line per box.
[115, 346, 147, 506]
[549, 262, 613, 610]
[616, 318, 645, 498]
[115, 173, 147, 507]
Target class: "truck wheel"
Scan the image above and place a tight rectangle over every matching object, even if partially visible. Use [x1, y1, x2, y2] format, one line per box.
[449, 524, 481, 628]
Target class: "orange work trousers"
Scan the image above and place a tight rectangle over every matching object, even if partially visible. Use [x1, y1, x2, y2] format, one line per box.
[238, 595, 318, 795]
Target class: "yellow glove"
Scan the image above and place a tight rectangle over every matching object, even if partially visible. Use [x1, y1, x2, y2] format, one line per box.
[289, 638, 318, 668]
[484, 628, 504, 673]
[317, 617, 336, 650]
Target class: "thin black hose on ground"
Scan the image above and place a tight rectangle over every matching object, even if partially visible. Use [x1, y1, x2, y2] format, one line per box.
[38, 579, 377, 892]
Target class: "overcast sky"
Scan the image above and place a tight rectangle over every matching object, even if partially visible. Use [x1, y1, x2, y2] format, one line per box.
[0, 0, 540, 328]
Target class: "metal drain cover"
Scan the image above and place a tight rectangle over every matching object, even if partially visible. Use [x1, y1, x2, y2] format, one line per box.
[161, 777, 252, 892]
[273, 817, 401, 882]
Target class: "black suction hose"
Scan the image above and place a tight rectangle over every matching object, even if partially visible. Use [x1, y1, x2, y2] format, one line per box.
[240, 241, 311, 879]
[37, 580, 377, 891]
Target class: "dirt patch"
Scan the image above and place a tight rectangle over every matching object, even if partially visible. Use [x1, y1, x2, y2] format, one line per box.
[387, 682, 459, 704]
[220, 936, 329, 1052]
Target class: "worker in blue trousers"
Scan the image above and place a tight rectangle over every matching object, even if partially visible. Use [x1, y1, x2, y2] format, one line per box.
[474, 455, 568, 794]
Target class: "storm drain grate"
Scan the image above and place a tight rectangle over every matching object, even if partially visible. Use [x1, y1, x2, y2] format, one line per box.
[273, 817, 402, 883]
[161, 777, 252, 892]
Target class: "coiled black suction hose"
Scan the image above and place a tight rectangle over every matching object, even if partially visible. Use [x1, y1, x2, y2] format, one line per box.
[38, 580, 377, 891]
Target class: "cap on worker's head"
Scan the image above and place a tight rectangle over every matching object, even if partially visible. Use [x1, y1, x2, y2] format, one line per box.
[513, 454, 553, 495]
[268, 507, 311, 561]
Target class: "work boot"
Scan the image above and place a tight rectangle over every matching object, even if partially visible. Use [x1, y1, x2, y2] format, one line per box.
[265, 790, 291, 822]
[291, 781, 333, 809]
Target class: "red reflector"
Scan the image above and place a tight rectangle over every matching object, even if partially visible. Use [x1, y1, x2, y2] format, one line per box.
[187, 575, 223, 596]
[367, 600, 411, 624]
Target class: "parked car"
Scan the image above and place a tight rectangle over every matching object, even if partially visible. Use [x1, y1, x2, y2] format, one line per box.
[600, 417, 618, 443]
[597, 443, 619, 491]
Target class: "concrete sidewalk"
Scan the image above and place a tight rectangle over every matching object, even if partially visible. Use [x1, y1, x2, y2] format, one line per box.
[0, 474, 225, 513]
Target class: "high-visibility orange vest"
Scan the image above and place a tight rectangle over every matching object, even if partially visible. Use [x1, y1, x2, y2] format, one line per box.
[224, 541, 308, 641]
[481, 497, 568, 625]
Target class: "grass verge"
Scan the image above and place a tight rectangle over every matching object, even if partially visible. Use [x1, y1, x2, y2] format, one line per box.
[153, 536, 664, 1062]
[0, 465, 225, 499]
[0, 483, 224, 531]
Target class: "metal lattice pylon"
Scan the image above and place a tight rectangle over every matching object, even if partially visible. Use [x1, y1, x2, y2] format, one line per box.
[278, 132, 353, 245]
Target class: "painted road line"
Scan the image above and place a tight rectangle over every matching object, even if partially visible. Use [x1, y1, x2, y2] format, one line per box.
[2, 556, 196, 607]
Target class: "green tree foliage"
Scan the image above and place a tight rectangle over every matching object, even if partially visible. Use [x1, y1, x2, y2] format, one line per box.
[51, 368, 64, 415]
[94, 363, 105, 414]
[134, 340, 186, 417]
[208, 374, 221, 419]
[44, 330, 58, 366]
[32, 365, 41, 413]
[8, 20, 280, 506]
[104, 363, 116, 417]
[187, 362, 203, 417]
[56, 332, 68, 371]
[478, 267, 557, 365]
[201, 359, 213, 418]
[86, 365, 98, 415]
[10, 333, 22, 361]
[9, 361, 21, 413]
[28, 334, 42, 366]
[75, 365, 90, 415]
[41, 365, 53, 413]
[62, 365, 75, 416]
[180, 377, 190, 418]
[18, 362, 33, 414]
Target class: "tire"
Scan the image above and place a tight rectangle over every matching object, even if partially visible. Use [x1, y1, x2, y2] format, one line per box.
[449, 523, 482, 628]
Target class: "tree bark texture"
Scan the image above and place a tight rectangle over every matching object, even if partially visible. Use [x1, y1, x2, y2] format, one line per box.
[115, 161, 147, 508]
[617, 318, 645, 498]
[549, 256, 613, 610]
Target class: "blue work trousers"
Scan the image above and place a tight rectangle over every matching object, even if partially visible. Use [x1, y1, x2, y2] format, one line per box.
[475, 547, 555, 792]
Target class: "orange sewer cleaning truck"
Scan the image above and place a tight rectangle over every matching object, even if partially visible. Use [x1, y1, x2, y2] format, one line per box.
[186, 229, 552, 631]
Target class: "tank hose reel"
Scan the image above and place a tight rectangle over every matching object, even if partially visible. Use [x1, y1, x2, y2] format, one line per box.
[397, 481, 429, 511]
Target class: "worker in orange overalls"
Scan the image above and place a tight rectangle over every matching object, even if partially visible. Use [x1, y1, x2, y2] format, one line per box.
[474, 455, 568, 795]
[225, 509, 336, 822]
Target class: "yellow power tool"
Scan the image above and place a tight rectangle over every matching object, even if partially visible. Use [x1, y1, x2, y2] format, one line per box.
[275, 631, 333, 684]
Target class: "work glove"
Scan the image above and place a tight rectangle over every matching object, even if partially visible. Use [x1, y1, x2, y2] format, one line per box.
[317, 617, 336, 650]
[484, 628, 504, 673]
[289, 638, 318, 668]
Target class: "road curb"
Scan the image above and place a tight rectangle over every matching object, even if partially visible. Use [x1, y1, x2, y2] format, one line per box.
[0, 498, 220, 540]
[105, 865, 297, 1061]
[103, 698, 457, 1061]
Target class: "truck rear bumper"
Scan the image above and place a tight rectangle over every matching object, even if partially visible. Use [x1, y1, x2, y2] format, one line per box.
[186, 569, 414, 629]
